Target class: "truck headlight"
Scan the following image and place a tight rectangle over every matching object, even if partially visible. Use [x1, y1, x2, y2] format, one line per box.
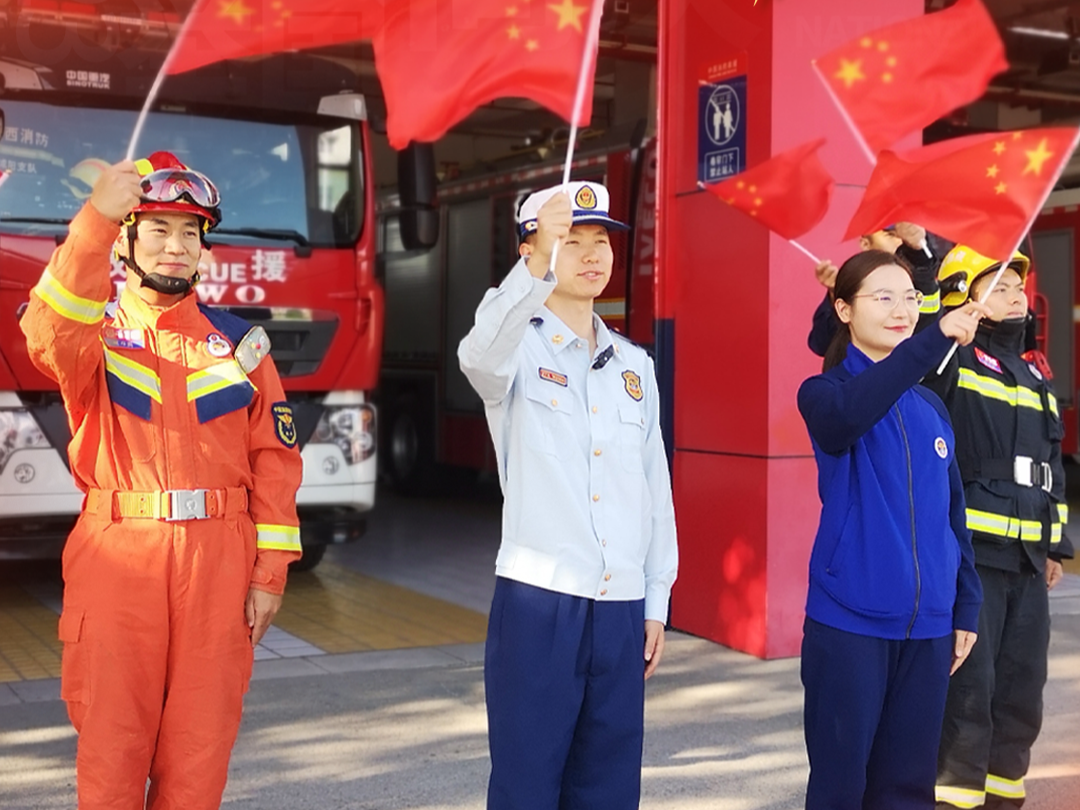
[312, 405, 375, 465]
[0, 409, 51, 474]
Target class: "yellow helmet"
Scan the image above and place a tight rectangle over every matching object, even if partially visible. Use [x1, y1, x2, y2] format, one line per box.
[937, 244, 1030, 308]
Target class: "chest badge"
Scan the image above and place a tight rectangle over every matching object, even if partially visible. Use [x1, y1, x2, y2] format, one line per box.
[1027, 363, 1043, 381]
[103, 327, 145, 350]
[974, 347, 1002, 374]
[272, 402, 298, 448]
[934, 437, 948, 459]
[622, 369, 643, 401]
[206, 333, 232, 358]
[539, 367, 568, 387]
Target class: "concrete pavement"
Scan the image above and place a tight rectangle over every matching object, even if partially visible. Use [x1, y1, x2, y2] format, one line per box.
[2, 602, 1077, 809]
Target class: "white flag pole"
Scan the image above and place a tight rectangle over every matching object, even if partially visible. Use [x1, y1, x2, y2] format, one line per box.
[125, 0, 206, 161]
[788, 239, 822, 265]
[548, 0, 605, 274]
[810, 59, 876, 168]
[934, 126, 1080, 375]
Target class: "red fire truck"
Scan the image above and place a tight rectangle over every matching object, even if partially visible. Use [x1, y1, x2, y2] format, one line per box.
[377, 132, 660, 491]
[1032, 188, 1080, 456]
[0, 5, 388, 568]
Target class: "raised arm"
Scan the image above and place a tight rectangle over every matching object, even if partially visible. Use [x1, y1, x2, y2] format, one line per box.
[20, 161, 142, 421]
[457, 193, 571, 403]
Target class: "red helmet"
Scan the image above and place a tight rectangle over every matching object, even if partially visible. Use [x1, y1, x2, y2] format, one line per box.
[131, 151, 222, 231]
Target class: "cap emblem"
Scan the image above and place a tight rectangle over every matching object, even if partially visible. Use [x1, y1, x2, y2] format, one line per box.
[575, 185, 598, 210]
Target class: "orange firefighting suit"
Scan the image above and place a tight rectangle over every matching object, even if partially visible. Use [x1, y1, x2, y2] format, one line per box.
[20, 202, 303, 809]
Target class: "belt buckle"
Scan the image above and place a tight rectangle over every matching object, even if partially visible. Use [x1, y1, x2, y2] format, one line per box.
[1040, 462, 1053, 493]
[1014, 456, 1034, 487]
[167, 489, 209, 521]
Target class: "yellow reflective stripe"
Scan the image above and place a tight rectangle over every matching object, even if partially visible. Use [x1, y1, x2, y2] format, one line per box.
[966, 508, 1020, 539]
[1019, 520, 1042, 542]
[102, 345, 162, 403]
[919, 290, 941, 314]
[985, 774, 1025, 799]
[1058, 503, 1069, 523]
[1051, 523, 1062, 545]
[255, 523, 301, 551]
[957, 368, 1043, 411]
[134, 158, 153, 175]
[1049, 394, 1059, 417]
[935, 785, 986, 808]
[35, 270, 108, 324]
[186, 361, 251, 401]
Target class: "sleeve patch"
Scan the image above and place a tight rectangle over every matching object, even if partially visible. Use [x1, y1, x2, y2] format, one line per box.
[272, 402, 298, 448]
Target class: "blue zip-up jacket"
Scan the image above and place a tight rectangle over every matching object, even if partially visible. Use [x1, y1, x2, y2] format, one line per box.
[797, 325, 982, 640]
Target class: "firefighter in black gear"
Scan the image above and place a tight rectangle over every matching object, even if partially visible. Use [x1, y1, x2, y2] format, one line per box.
[924, 245, 1074, 810]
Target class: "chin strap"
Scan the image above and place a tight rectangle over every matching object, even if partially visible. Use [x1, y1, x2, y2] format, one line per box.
[119, 215, 202, 295]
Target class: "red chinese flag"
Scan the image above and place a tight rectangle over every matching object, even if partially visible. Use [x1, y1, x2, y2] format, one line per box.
[704, 139, 834, 240]
[167, 0, 386, 75]
[845, 127, 1080, 260]
[373, 0, 601, 149]
[814, 0, 1007, 155]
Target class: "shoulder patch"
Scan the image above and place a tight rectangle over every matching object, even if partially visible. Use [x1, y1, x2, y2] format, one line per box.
[197, 303, 252, 345]
[235, 326, 272, 374]
[272, 402, 298, 448]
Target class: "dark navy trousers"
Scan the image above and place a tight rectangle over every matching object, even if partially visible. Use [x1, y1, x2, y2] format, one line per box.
[485, 577, 646, 810]
[802, 618, 954, 810]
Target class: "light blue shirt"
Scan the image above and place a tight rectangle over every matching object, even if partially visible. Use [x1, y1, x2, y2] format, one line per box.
[458, 259, 678, 622]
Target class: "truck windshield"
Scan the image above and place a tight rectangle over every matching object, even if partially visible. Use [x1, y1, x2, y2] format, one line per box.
[0, 100, 361, 248]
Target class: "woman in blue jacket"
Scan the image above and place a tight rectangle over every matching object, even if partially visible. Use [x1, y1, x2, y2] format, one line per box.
[797, 250, 987, 810]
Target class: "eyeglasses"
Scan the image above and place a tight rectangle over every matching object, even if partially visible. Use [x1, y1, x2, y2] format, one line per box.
[139, 168, 220, 209]
[853, 290, 924, 311]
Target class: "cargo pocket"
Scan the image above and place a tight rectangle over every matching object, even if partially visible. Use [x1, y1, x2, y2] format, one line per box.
[58, 608, 90, 705]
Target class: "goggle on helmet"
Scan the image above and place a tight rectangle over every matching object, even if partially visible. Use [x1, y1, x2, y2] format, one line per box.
[129, 152, 222, 233]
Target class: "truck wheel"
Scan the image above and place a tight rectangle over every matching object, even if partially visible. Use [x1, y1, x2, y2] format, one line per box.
[389, 407, 434, 494]
[289, 542, 327, 572]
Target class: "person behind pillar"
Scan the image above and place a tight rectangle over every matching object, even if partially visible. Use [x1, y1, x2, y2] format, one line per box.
[797, 249, 986, 810]
[924, 246, 1075, 810]
[20, 154, 304, 809]
[458, 181, 678, 810]
[808, 223, 944, 357]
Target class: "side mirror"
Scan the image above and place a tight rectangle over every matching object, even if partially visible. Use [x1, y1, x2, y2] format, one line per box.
[397, 142, 439, 251]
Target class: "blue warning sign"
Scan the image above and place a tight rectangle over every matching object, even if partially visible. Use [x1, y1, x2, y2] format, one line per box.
[698, 74, 747, 184]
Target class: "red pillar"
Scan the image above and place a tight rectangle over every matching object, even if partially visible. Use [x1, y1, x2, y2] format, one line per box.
[658, 0, 922, 658]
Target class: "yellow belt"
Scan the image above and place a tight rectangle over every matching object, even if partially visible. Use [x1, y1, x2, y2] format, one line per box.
[86, 487, 247, 521]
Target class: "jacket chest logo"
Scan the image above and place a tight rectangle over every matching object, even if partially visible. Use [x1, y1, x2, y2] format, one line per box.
[102, 327, 145, 350]
[935, 437, 948, 459]
[622, 370, 643, 401]
[975, 347, 1002, 374]
[538, 367, 568, 387]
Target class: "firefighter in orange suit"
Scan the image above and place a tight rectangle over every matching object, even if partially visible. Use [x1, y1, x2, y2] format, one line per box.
[20, 152, 303, 810]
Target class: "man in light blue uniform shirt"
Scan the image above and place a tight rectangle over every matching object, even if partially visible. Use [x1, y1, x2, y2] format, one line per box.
[458, 181, 678, 810]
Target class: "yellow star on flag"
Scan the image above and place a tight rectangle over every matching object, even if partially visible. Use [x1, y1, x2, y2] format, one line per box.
[834, 59, 866, 89]
[995, 182, 1007, 195]
[986, 165, 999, 178]
[526, 39, 539, 51]
[547, 0, 586, 32]
[993, 141, 1006, 156]
[508, 24, 521, 39]
[1023, 138, 1054, 176]
[218, 0, 254, 25]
